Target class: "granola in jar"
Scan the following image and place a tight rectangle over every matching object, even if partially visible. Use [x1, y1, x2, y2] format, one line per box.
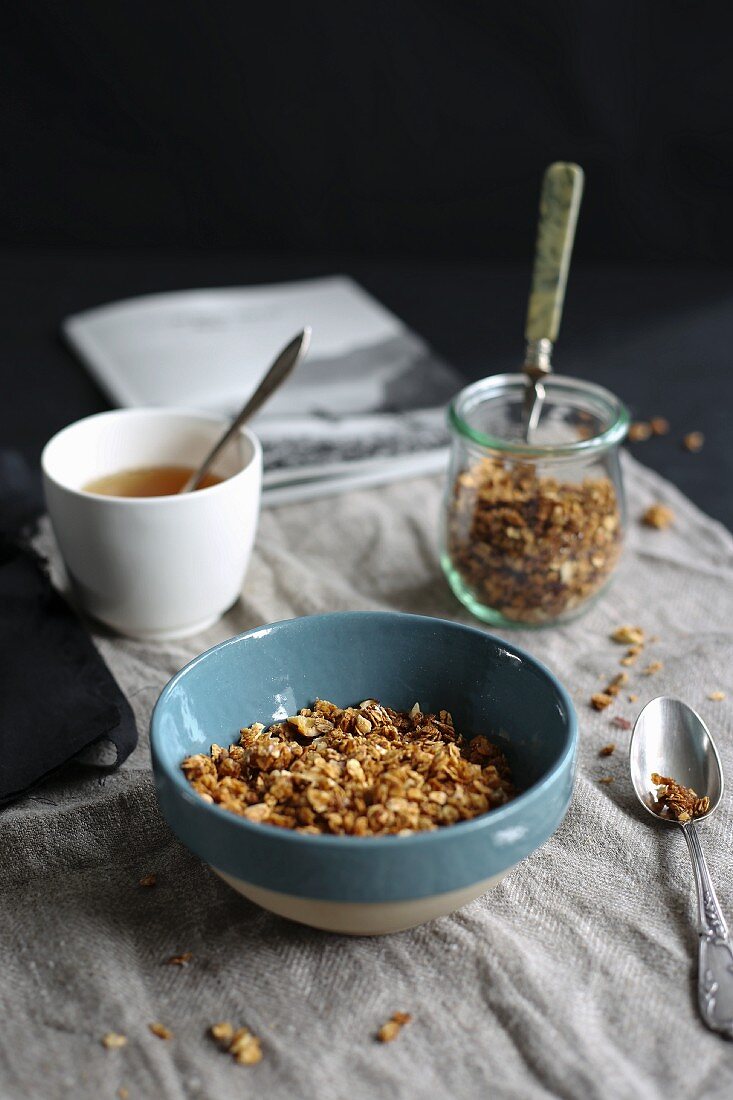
[441, 374, 628, 626]
[445, 457, 622, 624]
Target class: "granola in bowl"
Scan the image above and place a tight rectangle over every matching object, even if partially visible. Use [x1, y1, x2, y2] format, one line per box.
[182, 699, 515, 836]
[152, 610, 576, 933]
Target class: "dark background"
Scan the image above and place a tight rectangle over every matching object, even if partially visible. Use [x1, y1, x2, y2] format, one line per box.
[2, 1, 732, 524]
[5, 1, 733, 261]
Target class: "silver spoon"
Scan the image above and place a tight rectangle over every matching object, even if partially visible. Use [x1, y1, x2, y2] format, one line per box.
[522, 162, 584, 440]
[630, 695, 733, 1038]
[179, 327, 311, 493]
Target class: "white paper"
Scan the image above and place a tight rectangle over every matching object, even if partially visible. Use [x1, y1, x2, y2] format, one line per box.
[63, 276, 459, 503]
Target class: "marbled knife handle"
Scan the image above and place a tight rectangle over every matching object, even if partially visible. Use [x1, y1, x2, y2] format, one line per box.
[524, 162, 584, 345]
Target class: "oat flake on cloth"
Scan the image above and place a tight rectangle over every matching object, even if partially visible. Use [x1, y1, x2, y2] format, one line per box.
[2, 451, 733, 1100]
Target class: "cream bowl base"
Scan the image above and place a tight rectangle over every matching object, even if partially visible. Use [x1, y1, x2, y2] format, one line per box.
[213, 866, 511, 935]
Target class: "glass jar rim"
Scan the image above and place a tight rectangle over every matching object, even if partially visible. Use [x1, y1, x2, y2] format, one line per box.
[448, 373, 629, 457]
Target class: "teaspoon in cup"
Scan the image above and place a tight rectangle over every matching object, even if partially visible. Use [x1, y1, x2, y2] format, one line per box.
[180, 327, 311, 493]
[629, 695, 733, 1038]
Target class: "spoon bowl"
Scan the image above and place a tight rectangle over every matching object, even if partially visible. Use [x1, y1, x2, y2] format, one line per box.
[629, 695, 723, 823]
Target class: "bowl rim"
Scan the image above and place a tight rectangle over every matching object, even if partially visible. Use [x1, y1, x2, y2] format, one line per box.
[150, 610, 578, 850]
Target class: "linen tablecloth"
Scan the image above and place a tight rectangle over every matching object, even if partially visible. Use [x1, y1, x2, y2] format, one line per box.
[2, 452, 733, 1099]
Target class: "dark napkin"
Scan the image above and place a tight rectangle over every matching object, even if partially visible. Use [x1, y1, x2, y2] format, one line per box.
[0, 451, 137, 804]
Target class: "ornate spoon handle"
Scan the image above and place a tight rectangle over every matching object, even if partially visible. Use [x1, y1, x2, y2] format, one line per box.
[682, 821, 733, 1037]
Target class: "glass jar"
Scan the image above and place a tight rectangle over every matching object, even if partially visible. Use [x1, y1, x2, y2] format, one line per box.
[440, 374, 629, 627]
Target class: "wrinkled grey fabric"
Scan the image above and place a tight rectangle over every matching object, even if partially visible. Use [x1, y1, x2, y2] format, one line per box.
[2, 452, 733, 1100]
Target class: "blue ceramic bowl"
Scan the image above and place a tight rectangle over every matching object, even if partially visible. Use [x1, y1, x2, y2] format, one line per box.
[151, 612, 577, 934]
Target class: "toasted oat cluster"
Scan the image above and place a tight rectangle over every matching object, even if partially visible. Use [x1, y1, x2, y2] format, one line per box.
[181, 700, 515, 836]
[446, 458, 622, 623]
[683, 431, 704, 453]
[209, 1022, 263, 1065]
[642, 503, 674, 529]
[651, 772, 710, 823]
[377, 1012, 412, 1042]
[101, 1032, 127, 1050]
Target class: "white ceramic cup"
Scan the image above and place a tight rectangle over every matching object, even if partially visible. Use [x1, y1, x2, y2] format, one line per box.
[41, 408, 262, 640]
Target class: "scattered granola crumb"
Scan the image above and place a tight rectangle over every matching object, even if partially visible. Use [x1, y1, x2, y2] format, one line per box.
[229, 1028, 263, 1065]
[210, 1022, 234, 1044]
[683, 431, 705, 453]
[628, 421, 652, 442]
[643, 661, 664, 676]
[118, 1089, 129, 1100]
[149, 1023, 173, 1040]
[101, 1033, 128, 1050]
[209, 1021, 262, 1064]
[611, 716, 632, 730]
[139, 873, 157, 888]
[377, 1012, 412, 1043]
[628, 694, 638, 702]
[592, 673, 629, 710]
[167, 952, 193, 967]
[621, 645, 644, 667]
[599, 743, 616, 756]
[651, 772, 709, 822]
[642, 504, 675, 530]
[650, 417, 670, 436]
[182, 701, 515, 835]
[708, 691, 726, 701]
[605, 671, 629, 697]
[611, 625, 645, 646]
[597, 776, 614, 785]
